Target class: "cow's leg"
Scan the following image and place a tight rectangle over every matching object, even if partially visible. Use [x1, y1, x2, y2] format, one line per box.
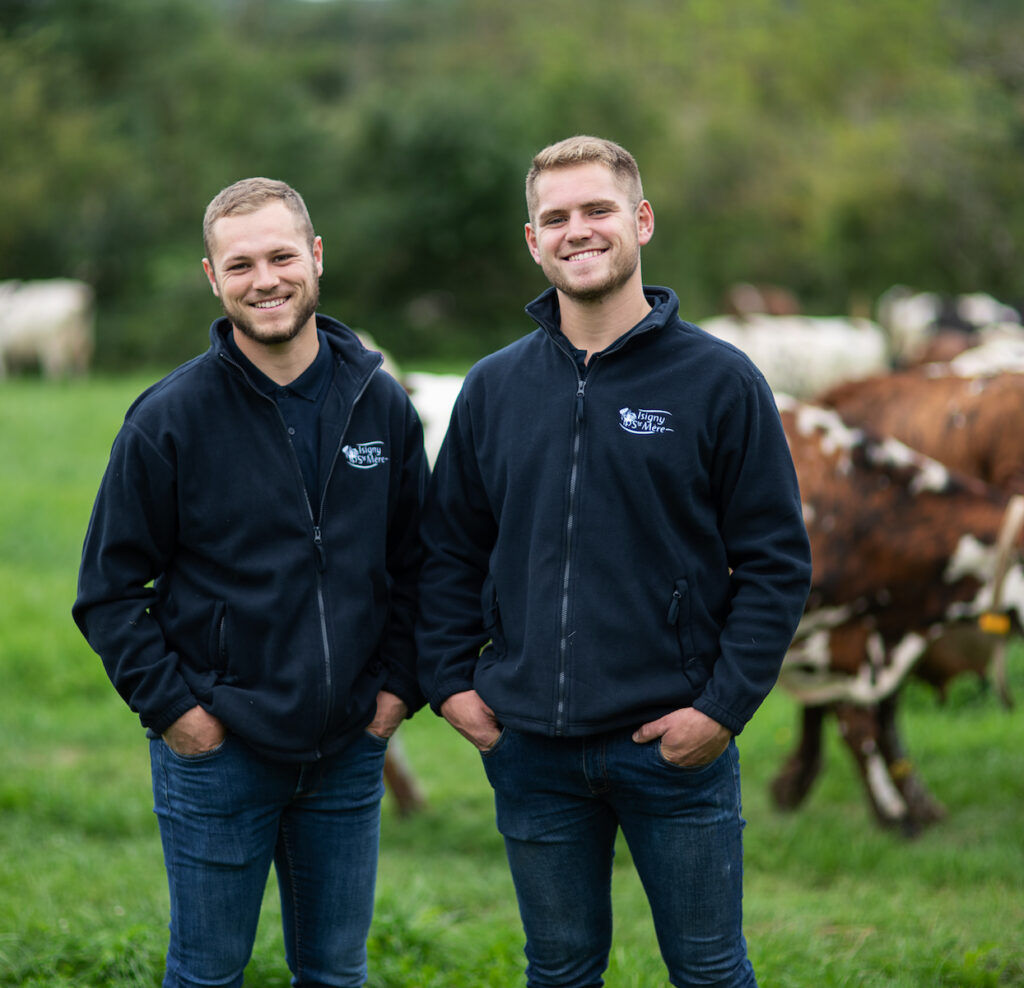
[770, 703, 828, 810]
[835, 699, 944, 836]
[383, 734, 427, 817]
[834, 702, 914, 833]
[875, 694, 946, 828]
[990, 638, 1015, 710]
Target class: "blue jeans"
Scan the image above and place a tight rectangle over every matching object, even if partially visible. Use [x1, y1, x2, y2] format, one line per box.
[480, 728, 756, 988]
[150, 731, 388, 988]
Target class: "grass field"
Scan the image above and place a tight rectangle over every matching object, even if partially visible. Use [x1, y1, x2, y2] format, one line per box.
[1, 374, 1022, 987]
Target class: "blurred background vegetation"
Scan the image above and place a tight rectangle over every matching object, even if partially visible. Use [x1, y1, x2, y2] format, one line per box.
[1, 0, 1022, 368]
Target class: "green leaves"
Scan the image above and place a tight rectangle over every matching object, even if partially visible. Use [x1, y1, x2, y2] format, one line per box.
[1, 0, 1023, 369]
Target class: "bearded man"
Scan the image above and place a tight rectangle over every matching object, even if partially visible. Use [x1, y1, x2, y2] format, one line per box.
[74, 177, 428, 987]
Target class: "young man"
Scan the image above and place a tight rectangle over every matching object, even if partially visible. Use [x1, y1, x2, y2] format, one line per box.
[73, 178, 428, 987]
[416, 137, 812, 986]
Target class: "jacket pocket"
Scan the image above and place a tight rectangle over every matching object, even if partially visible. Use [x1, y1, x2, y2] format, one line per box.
[668, 579, 714, 691]
[667, 578, 698, 666]
[481, 576, 506, 658]
[208, 600, 229, 674]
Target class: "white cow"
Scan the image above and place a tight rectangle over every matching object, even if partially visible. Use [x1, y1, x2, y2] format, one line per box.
[0, 279, 95, 379]
[699, 313, 890, 399]
[405, 371, 464, 466]
[877, 285, 1023, 365]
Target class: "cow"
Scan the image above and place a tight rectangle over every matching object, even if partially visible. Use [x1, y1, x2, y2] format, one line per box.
[773, 395, 1024, 833]
[818, 363, 1024, 706]
[721, 282, 801, 318]
[699, 313, 890, 398]
[383, 734, 427, 816]
[818, 365, 1024, 495]
[405, 370, 463, 467]
[876, 285, 1023, 366]
[0, 279, 94, 378]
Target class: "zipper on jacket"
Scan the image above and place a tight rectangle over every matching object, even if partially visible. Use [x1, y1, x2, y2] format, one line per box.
[305, 362, 380, 747]
[219, 346, 381, 753]
[556, 373, 588, 733]
[304, 362, 378, 744]
[312, 524, 326, 571]
[306, 491, 333, 743]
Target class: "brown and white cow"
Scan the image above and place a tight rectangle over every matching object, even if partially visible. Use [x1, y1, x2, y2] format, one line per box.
[818, 365, 1024, 495]
[774, 396, 1024, 834]
[818, 363, 1024, 707]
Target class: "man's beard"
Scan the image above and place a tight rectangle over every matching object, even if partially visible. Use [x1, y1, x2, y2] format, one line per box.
[227, 283, 320, 345]
[544, 245, 640, 304]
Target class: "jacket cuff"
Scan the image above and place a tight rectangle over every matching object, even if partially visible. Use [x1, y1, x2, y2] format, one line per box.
[425, 677, 476, 717]
[692, 696, 746, 737]
[382, 670, 427, 716]
[145, 694, 201, 737]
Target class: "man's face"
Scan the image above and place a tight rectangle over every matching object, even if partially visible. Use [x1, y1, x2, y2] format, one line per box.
[524, 162, 653, 304]
[203, 201, 323, 346]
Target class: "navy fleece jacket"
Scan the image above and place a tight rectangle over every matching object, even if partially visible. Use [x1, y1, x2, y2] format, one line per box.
[74, 315, 428, 761]
[416, 286, 812, 737]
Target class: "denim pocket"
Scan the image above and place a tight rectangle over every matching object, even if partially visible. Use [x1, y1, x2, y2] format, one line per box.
[478, 726, 509, 758]
[163, 735, 229, 762]
[655, 739, 726, 774]
[363, 729, 391, 748]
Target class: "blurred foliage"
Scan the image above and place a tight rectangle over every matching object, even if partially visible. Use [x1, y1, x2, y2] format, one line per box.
[1, 0, 1022, 367]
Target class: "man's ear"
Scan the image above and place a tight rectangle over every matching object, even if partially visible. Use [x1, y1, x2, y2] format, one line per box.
[524, 222, 542, 265]
[636, 201, 655, 246]
[312, 236, 324, 277]
[202, 258, 220, 297]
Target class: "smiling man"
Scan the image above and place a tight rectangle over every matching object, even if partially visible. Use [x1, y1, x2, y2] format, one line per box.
[74, 178, 428, 987]
[416, 137, 813, 987]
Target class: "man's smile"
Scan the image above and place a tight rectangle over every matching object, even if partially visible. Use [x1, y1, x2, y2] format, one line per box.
[565, 248, 608, 263]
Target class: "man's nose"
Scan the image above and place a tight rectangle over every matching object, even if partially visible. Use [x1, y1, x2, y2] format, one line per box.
[252, 261, 280, 290]
[565, 212, 593, 239]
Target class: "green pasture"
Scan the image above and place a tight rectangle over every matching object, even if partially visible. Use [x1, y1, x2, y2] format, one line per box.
[1, 375, 1021, 987]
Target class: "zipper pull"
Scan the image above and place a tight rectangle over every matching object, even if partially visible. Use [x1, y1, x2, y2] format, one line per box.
[575, 379, 586, 421]
[668, 589, 682, 625]
[313, 526, 326, 571]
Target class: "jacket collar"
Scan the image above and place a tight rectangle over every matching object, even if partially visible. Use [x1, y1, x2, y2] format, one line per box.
[525, 285, 679, 357]
[209, 313, 383, 388]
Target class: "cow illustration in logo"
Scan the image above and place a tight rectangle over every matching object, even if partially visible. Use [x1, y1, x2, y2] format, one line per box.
[619, 407, 640, 430]
[618, 408, 675, 435]
[342, 441, 389, 469]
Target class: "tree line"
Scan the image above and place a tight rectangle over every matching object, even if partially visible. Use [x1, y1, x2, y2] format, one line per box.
[2, 0, 1022, 367]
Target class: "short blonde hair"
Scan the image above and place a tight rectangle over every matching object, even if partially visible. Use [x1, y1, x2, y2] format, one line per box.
[202, 177, 315, 264]
[525, 136, 644, 225]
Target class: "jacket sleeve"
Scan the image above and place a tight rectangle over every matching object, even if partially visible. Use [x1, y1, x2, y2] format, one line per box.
[693, 375, 812, 734]
[414, 386, 499, 714]
[72, 422, 198, 735]
[377, 392, 430, 714]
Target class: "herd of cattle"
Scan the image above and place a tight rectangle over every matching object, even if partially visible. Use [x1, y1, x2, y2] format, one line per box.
[7, 277, 1022, 833]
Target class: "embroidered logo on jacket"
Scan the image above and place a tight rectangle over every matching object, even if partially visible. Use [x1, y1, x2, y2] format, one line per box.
[342, 442, 389, 469]
[618, 408, 675, 435]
